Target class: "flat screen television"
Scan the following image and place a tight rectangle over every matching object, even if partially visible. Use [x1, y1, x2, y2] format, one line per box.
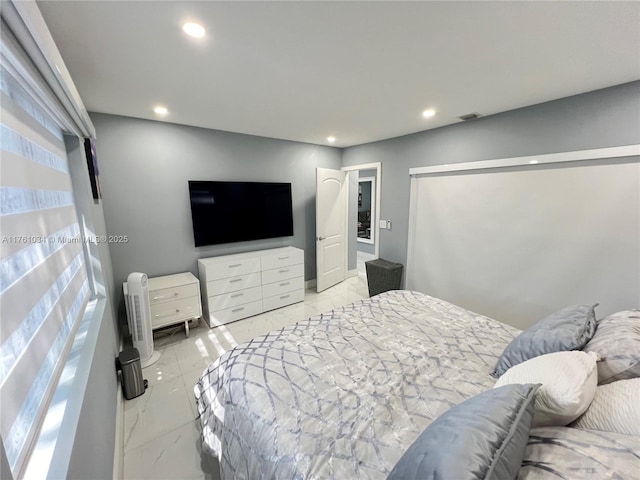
[188, 181, 294, 247]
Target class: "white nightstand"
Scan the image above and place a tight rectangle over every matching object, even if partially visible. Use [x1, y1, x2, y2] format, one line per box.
[123, 272, 202, 337]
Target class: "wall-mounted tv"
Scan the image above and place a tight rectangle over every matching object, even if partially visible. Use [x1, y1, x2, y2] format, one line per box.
[188, 181, 294, 247]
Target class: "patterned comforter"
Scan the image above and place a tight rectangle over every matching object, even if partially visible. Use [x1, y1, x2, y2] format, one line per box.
[195, 290, 640, 479]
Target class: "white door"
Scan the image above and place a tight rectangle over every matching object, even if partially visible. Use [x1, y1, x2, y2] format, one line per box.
[316, 168, 347, 292]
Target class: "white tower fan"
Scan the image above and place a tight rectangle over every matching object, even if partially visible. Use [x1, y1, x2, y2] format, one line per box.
[126, 272, 160, 367]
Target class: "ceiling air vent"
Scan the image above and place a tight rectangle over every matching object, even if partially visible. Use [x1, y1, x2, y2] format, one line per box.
[459, 112, 481, 121]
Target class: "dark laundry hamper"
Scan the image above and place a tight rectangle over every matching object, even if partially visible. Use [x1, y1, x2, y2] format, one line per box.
[365, 258, 404, 297]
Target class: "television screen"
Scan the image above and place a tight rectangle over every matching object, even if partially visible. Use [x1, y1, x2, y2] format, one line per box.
[188, 181, 294, 246]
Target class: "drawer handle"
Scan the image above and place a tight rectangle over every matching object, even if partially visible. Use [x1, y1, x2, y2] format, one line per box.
[232, 307, 245, 313]
[231, 293, 243, 298]
[153, 292, 179, 300]
[278, 256, 289, 260]
[279, 282, 290, 287]
[280, 295, 290, 300]
[279, 269, 290, 273]
[230, 278, 242, 283]
[228, 263, 242, 268]
[154, 314, 160, 317]
[176, 309, 180, 313]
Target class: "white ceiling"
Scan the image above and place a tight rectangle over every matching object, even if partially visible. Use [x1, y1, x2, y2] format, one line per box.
[37, 1, 640, 148]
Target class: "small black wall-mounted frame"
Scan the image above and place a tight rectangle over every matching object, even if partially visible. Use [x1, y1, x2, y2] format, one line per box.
[83, 137, 102, 200]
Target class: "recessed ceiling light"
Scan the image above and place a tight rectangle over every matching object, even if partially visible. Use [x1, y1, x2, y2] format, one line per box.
[422, 109, 436, 119]
[153, 106, 169, 115]
[327, 136, 336, 144]
[182, 22, 206, 38]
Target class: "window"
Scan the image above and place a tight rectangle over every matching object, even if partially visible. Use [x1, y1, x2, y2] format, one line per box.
[0, 60, 90, 478]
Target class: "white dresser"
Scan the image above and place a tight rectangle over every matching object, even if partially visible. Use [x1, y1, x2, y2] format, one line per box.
[198, 246, 305, 326]
[123, 272, 202, 337]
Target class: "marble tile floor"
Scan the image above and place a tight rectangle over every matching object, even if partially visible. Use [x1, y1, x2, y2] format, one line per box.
[122, 274, 370, 479]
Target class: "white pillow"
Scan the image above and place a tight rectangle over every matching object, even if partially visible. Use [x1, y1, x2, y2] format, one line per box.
[571, 378, 640, 436]
[494, 350, 598, 427]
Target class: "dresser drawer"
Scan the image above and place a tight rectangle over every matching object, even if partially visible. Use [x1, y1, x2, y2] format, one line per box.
[262, 263, 304, 285]
[207, 272, 262, 296]
[262, 276, 303, 298]
[208, 286, 262, 312]
[149, 284, 199, 306]
[209, 300, 263, 326]
[263, 288, 304, 312]
[150, 297, 202, 329]
[202, 257, 261, 282]
[261, 249, 304, 270]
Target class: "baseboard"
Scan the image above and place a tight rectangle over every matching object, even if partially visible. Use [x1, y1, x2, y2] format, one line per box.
[113, 384, 124, 480]
[306, 272, 358, 289]
[113, 334, 124, 480]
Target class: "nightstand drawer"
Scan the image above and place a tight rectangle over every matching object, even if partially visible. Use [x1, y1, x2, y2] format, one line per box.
[207, 286, 262, 312]
[261, 249, 304, 270]
[207, 272, 262, 296]
[262, 263, 304, 285]
[150, 297, 201, 328]
[149, 284, 199, 305]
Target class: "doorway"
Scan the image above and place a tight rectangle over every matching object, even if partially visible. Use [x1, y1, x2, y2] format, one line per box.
[341, 163, 381, 278]
[315, 163, 381, 291]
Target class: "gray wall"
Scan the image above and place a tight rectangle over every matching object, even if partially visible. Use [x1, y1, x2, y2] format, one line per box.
[1, 439, 11, 480]
[63, 137, 119, 479]
[342, 81, 640, 271]
[91, 114, 342, 305]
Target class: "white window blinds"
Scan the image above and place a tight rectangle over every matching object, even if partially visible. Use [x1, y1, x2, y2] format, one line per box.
[0, 62, 90, 475]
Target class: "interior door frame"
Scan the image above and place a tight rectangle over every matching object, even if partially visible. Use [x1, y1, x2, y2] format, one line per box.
[341, 162, 381, 259]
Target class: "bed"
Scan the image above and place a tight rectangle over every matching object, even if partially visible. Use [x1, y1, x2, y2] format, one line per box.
[194, 290, 640, 479]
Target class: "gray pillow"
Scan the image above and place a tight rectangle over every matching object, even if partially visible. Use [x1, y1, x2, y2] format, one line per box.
[583, 310, 640, 384]
[387, 383, 539, 480]
[492, 304, 597, 378]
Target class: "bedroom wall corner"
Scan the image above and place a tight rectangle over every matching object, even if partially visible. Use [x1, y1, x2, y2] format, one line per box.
[342, 81, 640, 269]
[90, 113, 342, 298]
[341, 81, 640, 323]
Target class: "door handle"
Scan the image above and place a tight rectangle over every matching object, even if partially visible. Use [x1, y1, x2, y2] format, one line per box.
[317, 236, 326, 241]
